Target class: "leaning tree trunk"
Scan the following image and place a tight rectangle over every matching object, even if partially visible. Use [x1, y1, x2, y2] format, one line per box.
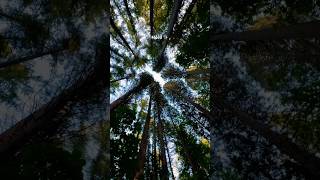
[170, 0, 198, 43]
[110, 73, 153, 111]
[0, 46, 66, 69]
[154, 0, 183, 72]
[110, 16, 136, 56]
[123, 0, 138, 38]
[0, 39, 109, 155]
[134, 97, 152, 180]
[211, 20, 320, 41]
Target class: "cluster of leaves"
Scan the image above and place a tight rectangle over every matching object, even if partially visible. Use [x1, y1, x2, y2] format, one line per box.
[111, 104, 142, 179]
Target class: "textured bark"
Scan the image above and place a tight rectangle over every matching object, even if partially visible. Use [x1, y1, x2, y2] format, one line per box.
[0, 40, 109, 155]
[211, 21, 320, 41]
[134, 98, 152, 180]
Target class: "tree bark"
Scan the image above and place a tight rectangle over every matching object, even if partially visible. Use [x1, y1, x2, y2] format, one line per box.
[110, 73, 153, 111]
[155, 0, 183, 71]
[0, 47, 66, 69]
[134, 98, 152, 180]
[157, 113, 169, 180]
[211, 21, 320, 41]
[150, 0, 154, 49]
[164, 135, 175, 180]
[151, 119, 158, 180]
[170, 0, 198, 42]
[123, 0, 138, 37]
[110, 16, 136, 56]
[0, 40, 109, 155]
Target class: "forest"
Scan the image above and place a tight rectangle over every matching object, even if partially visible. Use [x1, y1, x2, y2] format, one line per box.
[1, 0, 320, 179]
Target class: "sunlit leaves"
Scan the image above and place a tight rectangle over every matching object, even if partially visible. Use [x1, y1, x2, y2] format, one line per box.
[248, 16, 279, 30]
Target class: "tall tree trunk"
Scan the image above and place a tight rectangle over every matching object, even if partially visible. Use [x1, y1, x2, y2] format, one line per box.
[150, 0, 154, 48]
[0, 46, 66, 69]
[134, 97, 152, 180]
[123, 0, 138, 37]
[0, 39, 109, 155]
[110, 73, 153, 111]
[164, 135, 175, 180]
[151, 119, 158, 180]
[110, 16, 136, 56]
[154, 0, 183, 72]
[176, 91, 320, 179]
[211, 21, 320, 41]
[145, 142, 152, 180]
[170, 0, 198, 42]
[156, 113, 169, 180]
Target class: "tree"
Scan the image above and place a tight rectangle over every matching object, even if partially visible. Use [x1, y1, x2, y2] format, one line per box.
[134, 96, 152, 179]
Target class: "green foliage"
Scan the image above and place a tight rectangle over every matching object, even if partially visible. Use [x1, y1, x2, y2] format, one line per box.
[111, 104, 141, 179]
[175, 126, 210, 179]
[176, 29, 209, 68]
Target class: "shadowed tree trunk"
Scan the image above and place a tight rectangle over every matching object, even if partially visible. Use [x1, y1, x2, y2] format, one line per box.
[170, 0, 198, 42]
[134, 97, 152, 180]
[150, 0, 154, 47]
[156, 113, 169, 180]
[151, 119, 158, 180]
[123, 0, 138, 39]
[211, 21, 320, 41]
[110, 73, 153, 111]
[154, 0, 183, 72]
[0, 39, 109, 155]
[0, 46, 66, 69]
